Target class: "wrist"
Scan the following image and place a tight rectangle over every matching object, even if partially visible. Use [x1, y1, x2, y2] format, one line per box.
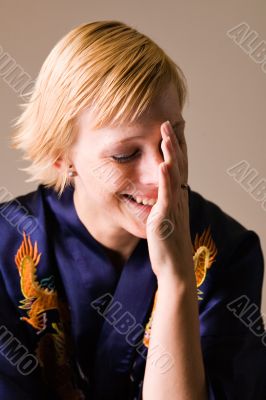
[156, 258, 195, 287]
[156, 272, 199, 316]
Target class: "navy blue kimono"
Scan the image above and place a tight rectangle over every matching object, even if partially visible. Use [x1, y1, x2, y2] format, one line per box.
[0, 184, 265, 399]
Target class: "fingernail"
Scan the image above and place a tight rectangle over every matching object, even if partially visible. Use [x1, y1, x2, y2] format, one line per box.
[165, 120, 172, 132]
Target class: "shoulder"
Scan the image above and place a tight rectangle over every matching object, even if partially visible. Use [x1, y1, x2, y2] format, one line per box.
[0, 183, 75, 272]
[0, 184, 48, 238]
[189, 187, 264, 299]
[189, 188, 264, 321]
[0, 185, 56, 293]
[189, 186, 263, 261]
[0, 185, 54, 260]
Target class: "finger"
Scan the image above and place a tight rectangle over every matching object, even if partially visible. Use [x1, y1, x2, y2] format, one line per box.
[165, 121, 179, 159]
[162, 123, 189, 215]
[167, 121, 187, 167]
[161, 122, 177, 184]
[157, 162, 170, 211]
[173, 137, 186, 184]
[161, 134, 172, 165]
[162, 123, 181, 190]
[165, 121, 187, 186]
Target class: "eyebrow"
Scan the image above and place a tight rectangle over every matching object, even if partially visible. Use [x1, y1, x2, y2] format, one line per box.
[114, 120, 186, 143]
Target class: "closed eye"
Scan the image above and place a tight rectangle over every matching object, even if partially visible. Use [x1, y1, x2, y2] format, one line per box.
[111, 150, 140, 163]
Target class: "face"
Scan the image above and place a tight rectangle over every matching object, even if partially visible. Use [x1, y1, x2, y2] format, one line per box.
[68, 82, 186, 240]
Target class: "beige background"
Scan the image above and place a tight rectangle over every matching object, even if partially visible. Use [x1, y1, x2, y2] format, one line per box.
[0, 1, 265, 318]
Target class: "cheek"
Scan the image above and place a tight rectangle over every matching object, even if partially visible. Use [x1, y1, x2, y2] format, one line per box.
[90, 162, 133, 197]
[112, 170, 137, 197]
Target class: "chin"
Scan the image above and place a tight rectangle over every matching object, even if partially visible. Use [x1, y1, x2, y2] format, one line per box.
[126, 219, 148, 239]
[134, 230, 147, 239]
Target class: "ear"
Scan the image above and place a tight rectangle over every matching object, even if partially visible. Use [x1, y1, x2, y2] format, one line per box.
[54, 160, 61, 169]
[53, 157, 68, 171]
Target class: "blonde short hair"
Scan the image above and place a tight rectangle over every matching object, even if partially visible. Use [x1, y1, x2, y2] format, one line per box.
[11, 20, 188, 197]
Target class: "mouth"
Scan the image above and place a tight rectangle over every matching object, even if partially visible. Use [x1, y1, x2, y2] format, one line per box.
[121, 194, 156, 214]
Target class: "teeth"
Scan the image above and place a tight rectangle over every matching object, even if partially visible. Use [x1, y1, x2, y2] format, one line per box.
[135, 196, 157, 206]
[123, 194, 157, 206]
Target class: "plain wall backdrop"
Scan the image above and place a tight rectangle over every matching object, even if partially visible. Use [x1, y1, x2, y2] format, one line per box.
[0, 0, 265, 319]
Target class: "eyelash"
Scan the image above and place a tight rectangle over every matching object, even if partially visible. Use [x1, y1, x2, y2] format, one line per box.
[111, 150, 140, 163]
[110, 130, 179, 164]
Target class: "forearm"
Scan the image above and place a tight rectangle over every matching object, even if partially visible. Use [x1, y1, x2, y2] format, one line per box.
[142, 265, 208, 400]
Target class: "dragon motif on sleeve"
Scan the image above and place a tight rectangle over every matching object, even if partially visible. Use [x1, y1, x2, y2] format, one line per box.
[14, 231, 85, 399]
[14, 231, 58, 333]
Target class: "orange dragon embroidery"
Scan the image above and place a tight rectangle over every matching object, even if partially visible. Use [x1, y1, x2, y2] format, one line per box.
[143, 225, 218, 348]
[14, 231, 84, 400]
[15, 231, 58, 333]
[192, 225, 218, 300]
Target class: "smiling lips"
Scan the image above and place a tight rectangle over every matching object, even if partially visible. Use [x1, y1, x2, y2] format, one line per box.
[122, 194, 157, 206]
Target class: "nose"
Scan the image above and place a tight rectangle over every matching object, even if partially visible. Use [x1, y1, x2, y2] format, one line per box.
[138, 146, 164, 187]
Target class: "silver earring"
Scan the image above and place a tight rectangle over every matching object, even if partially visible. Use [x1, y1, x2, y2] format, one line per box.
[67, 165, 77, 177]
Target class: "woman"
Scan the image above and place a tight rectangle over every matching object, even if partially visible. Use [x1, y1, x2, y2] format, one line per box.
[0, 20, 265, 399]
